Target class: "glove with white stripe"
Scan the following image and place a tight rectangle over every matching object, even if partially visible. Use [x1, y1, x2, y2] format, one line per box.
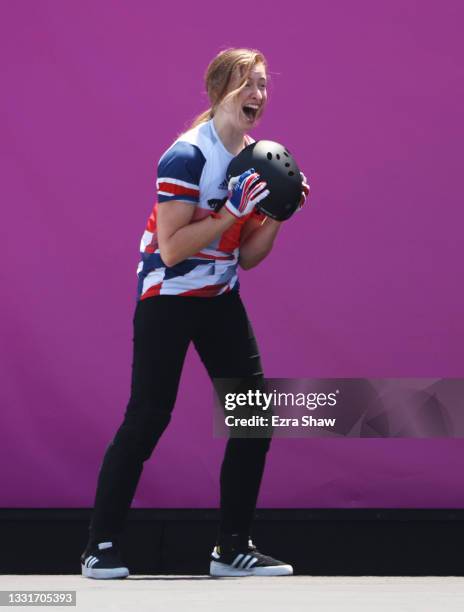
[225, 168, 270, 218]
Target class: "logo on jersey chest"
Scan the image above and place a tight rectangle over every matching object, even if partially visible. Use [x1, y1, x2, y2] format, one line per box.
[218, 178, 229, 190]
[207, 196, 228, 211]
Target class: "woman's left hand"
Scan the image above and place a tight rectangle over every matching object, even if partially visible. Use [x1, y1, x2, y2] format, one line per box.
[296, 172, 311, 213]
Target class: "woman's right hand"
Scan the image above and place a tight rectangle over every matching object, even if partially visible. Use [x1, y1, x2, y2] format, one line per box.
[224, 168, 270, 218]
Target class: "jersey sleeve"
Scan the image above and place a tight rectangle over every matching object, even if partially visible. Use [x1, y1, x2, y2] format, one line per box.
[156, 141, 206, 204]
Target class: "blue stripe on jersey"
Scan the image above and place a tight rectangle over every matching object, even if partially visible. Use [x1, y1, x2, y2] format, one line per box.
[163, 258, 214, 279]
[157, 141, 206, 203]
[158, 193, 199, 204]
[139, 252, 164, 272]
[138, 252, 212, 276]
[136, 253, 163, 299]
[136, 251, 213, 288]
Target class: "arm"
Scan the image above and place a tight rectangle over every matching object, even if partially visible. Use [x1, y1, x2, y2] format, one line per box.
[239, 171, 311, 270]
[158, 168, 270, 267]
[155, 141, 238, 267]
[238, 215, 282, 270]
[157, 202, 235, 267]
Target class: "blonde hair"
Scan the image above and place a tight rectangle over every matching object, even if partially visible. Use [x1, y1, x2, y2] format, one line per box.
[188, 47, 268, 130]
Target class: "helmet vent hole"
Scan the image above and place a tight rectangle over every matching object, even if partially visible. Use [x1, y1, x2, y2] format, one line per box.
[283, 151, 289, 157]
[288, 171, 295, 176]
[285, 163, 290, 167]
[267, 152, 272, 160]
[276, 154, 280, 160]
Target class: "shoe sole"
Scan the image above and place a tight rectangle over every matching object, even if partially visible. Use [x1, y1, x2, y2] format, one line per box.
[81, 564, 129, 579]
[210, 560, 293, 577]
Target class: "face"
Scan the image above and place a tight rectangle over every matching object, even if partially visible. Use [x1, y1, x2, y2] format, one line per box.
[223, 62, 268, 129]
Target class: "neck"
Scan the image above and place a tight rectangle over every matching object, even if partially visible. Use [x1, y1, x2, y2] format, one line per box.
[212, 112, 246, 156]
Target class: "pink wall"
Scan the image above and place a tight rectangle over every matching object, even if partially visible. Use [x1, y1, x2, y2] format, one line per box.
[1, 0, 464, 508]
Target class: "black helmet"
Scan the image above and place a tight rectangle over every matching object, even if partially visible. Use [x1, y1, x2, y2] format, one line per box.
[227, 140, 302, 221]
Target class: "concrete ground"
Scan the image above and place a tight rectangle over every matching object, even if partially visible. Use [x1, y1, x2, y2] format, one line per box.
[1, 575, 464, 611]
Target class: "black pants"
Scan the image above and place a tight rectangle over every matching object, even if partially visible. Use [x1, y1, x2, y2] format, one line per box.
[88, 290, 271, 545]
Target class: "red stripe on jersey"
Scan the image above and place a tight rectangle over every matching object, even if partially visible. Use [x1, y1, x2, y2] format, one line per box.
[217, 216, 247, 252]
[144, 235, 159, 254]
[158, 181, 199, 198]
[141, 282, 162, 300]
[146, 204, 157, 232]
[191, 251, 234, 261]
[179, 283, 228, 297]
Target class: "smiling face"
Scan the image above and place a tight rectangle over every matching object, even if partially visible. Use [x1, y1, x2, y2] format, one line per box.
[222, 62, 268, 129]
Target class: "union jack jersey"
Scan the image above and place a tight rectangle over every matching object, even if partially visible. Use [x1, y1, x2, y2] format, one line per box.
[136, 118, 259, 299]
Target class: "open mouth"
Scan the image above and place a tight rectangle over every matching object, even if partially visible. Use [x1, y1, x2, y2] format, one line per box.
[242, 105, 259, 122]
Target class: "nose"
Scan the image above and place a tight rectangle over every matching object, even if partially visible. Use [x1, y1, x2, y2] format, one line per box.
[250, 84, 263, 103]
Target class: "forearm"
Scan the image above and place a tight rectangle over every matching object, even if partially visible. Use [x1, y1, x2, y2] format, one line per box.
[162, 209, 235, 266]
[239, 217, 282, 270]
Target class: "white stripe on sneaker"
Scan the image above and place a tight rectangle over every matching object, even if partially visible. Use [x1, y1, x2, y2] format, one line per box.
[89, 557, 99, 568]
[231, 554, 244, 567]
[246, 557, 258, 569]
[239, 555, 252, 568]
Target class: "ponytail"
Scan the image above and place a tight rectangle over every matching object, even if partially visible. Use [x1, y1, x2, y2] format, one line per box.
[189, 107, 214, 130]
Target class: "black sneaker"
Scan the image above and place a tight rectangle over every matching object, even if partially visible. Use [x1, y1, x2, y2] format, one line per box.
[210, 535, 293, 577]
[81, 540, 129, 579]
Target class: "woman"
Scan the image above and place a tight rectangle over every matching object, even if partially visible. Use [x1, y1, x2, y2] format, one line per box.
[81, 47, 310, 579]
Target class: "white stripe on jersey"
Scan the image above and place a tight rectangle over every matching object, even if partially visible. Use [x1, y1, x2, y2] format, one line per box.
[157, 177, 200, 191]
[139, 230, 154, 251]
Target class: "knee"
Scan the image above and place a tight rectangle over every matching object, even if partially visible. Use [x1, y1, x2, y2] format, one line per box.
[111, 405, 172, 460]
